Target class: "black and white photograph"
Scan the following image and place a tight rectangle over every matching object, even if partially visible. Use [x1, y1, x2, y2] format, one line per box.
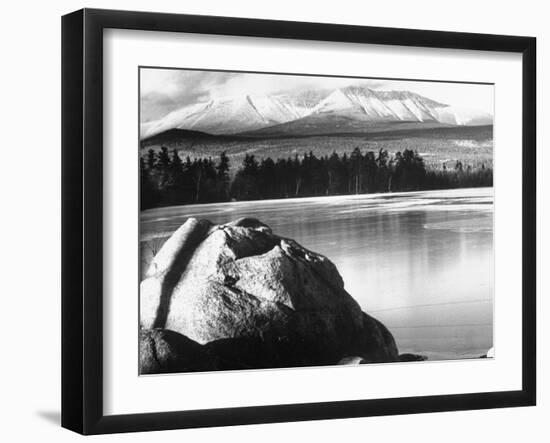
[138, 68, 495, 375]
[0, 0, 545, 439]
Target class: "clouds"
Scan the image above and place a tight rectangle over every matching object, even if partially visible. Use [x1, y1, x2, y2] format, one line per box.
[204, 73, 387, 99]
[140, 68, 494, 123]
[140, 70, 240, 122]
[377, 80, 494, 115]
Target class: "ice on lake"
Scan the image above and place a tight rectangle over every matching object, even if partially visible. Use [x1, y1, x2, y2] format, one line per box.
[140, 187, 494, 360]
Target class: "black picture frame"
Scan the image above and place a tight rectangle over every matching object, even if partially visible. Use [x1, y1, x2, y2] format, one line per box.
[61, 8, 536, 435]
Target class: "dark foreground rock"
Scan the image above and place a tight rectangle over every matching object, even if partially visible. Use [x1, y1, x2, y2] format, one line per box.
[140, 328, 217, 374]
[140, 217, 399, 373]
[398, 353, 428, 362]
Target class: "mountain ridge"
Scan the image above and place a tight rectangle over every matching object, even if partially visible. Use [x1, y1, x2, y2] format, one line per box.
[141, 86, 493, 139]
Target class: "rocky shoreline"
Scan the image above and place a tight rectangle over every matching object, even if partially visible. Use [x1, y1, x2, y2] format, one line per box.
[140, 217, 422, 374]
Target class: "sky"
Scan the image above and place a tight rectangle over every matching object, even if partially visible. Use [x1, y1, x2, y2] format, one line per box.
[140, 68, 494, 124]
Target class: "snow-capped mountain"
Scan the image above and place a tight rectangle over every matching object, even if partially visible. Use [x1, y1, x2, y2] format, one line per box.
[141, 93, 317, 138]
[311, 86, 447, 122]
[141, 86, 492, 139]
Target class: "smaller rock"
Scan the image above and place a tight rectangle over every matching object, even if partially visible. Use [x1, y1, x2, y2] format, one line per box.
[227, 217, 272, 232]
[353, 313, 399, 362]
[338, 356, 367, 365]
[139, 328, 217, 374]
[398, 353, 428, 362]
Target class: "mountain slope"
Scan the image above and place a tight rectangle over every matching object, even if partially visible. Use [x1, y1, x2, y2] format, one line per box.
[141, 86, 493, 138]
[141, 93, 320, 138]
[312, 87, 447, 122]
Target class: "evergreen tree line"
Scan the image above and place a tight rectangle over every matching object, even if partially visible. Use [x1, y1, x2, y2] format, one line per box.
[140, 146, 493, 209]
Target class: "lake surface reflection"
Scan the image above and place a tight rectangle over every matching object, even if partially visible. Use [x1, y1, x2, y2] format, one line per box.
[140, 187, 494, 360]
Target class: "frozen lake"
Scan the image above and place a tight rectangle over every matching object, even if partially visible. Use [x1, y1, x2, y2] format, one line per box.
[140, 187, 494, 360]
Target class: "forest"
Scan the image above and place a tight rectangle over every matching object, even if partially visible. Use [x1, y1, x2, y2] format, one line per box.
[140, 146, 493, 210]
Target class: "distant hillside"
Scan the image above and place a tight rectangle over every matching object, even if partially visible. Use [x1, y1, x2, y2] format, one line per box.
[141, 128, 215, 147]
[240, 118, 454, 137]
[139, 124, 493, 174]
[141, 124, 493, 148]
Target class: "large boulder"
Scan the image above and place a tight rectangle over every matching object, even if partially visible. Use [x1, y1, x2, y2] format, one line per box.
[140, 217, 398, 371]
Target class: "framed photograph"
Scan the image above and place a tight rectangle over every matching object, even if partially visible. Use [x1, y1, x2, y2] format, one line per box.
[62, 8, 536, 435]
